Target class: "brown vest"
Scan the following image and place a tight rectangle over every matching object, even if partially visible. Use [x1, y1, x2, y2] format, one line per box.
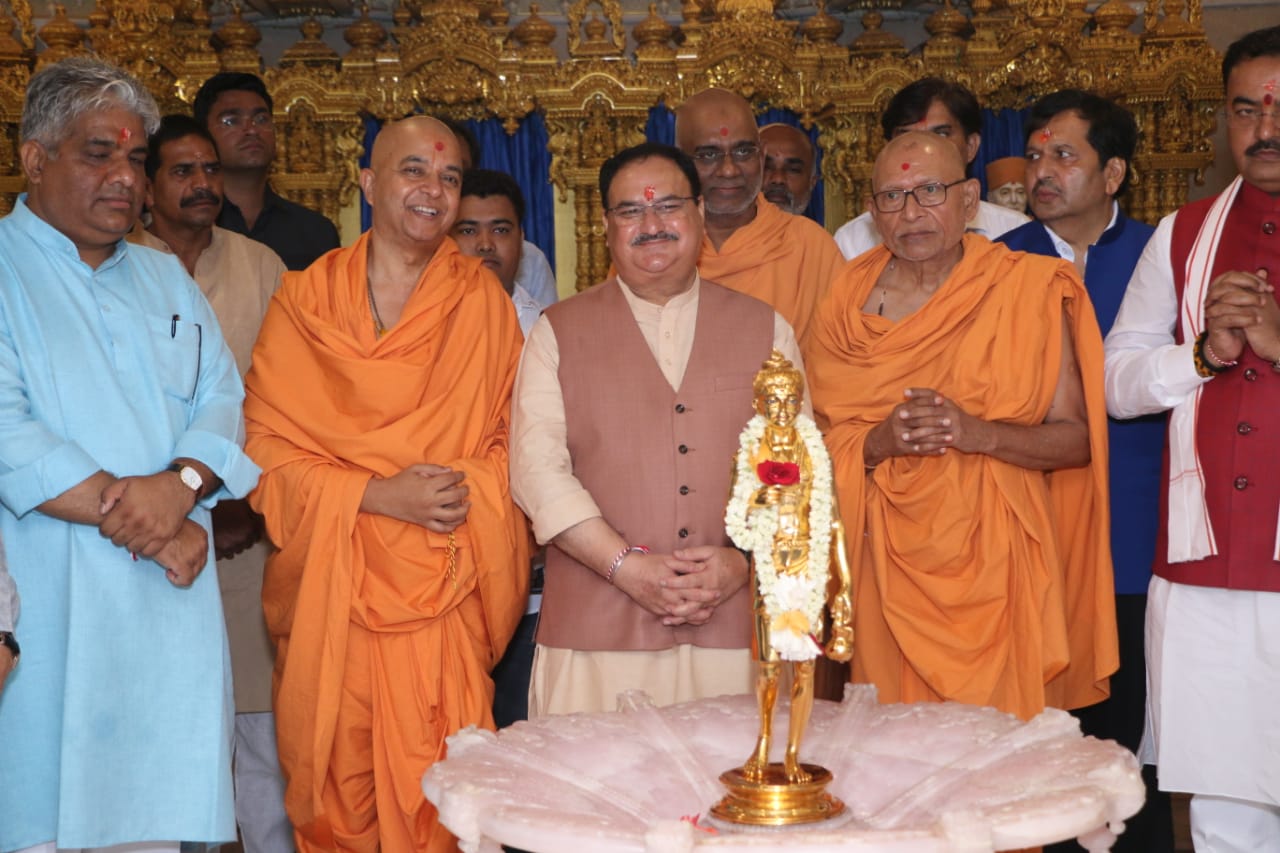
[538, 278, 773, 650]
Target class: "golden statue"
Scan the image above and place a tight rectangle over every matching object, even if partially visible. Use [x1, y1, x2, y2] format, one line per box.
[712, 350, 853, 826]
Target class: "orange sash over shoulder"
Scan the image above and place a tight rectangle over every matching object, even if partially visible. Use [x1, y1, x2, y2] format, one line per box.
[806, 235, 1117, 720]
[244, 234, 529, 843]
[698, 196, 845, 343]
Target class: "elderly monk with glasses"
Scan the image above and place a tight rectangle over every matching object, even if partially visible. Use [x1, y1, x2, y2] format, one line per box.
[674, 88, 844, 344]
[805, 131, 1119, 722]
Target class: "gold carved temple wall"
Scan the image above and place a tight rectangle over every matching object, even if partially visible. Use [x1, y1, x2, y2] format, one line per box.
[0, 0, 1221, 290]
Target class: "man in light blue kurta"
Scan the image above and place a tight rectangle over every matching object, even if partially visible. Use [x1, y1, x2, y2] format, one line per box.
[0, 59, 259, 853]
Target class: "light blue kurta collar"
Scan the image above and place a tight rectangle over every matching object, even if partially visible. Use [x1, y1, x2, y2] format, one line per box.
[11, 193, 132, 273]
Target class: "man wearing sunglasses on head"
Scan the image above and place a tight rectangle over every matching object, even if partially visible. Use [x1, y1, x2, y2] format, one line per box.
[806, 131, 1117, 725]
[675, 88, 844, 344]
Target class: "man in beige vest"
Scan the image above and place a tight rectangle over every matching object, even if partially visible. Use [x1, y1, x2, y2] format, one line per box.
[511, 142, 807, 716]
[129, 114, 290, 853]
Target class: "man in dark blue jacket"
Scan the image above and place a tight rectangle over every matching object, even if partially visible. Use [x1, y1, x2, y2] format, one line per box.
[998, 89, 1170, 853]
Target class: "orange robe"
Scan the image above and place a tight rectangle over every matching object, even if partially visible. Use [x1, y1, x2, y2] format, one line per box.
[698, 195, 845, 343]
[244, 234, 529, 852]
[805, 236, 1117, 721]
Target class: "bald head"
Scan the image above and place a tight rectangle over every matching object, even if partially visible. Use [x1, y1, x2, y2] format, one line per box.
[675, 88, 762, 220]
[360, 116, 465, 256]
[868, 131, 978, 265]
[760, 123, 817, 215]
[369, 116, 461, 170]
[872, 131, 967, 190]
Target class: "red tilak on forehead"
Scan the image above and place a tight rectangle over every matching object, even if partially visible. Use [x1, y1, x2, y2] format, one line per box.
[644, 185, 655, 201]
[719, 126, 729, 136]
[435, 141, 445, 151]
[1040, 129, 1052, 143]
[901, 162, 910, 171]
[118, 126, 132, 144]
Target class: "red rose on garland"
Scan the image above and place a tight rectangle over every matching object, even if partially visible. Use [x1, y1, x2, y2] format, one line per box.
[757, 461, 801, 486]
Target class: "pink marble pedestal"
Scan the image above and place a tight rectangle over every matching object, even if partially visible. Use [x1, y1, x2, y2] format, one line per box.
[423, 684, 1144, 853]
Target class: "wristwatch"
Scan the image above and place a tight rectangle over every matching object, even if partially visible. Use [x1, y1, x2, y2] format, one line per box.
[168, 462, 205, 499]
[0, 630, 19, 664]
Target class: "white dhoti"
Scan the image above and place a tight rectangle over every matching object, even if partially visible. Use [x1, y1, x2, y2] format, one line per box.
[1142, 575, 1280, 807]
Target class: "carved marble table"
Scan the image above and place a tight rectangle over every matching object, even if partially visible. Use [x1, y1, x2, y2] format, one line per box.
[423, 685, 1144, 853]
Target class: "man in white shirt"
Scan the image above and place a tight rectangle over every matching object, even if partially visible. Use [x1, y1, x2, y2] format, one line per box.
[453, 168, 543, 337]
[833, 77, 1027, 260]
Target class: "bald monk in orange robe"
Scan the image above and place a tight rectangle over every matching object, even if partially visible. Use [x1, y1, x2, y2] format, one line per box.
[676, 89, 844, 343]
[806, 132, 1117, 721]
[244, 117, 529, 853]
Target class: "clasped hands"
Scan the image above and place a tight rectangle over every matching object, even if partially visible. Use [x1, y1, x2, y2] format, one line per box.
[612, 546, 749, 628]
[362, 463, 471, 533]
[866, 387, 991, 464]
[1203, 268, 1277, 367]
[98, 471, 204, 588]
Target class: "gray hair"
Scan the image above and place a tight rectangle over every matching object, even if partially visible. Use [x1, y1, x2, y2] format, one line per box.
[21, 57, 160, 149]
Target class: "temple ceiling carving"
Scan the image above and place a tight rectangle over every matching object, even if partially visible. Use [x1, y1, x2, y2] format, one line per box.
[3, 0, 1222, 290]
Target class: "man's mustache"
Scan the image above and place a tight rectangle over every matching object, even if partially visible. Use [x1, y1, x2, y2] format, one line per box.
[181, 188, 222, 207]
[764, 185, 794, 205]
[631, 231, 679, 246]
[1033, 178, 1060, 194]
[1246, 139, 1280, 156]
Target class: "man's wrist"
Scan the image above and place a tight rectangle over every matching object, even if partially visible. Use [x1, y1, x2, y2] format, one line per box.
[0, 630, 20, 665]
[1195, 331, 1237, 376]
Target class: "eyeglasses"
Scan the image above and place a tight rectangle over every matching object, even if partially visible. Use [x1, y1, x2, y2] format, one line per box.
[218, 112, 274, 130]
[870, 179, 967, 213]
[606, 196, 697, 222]
[690, 143, 761, 167]
[1224, 106, 1279, 128]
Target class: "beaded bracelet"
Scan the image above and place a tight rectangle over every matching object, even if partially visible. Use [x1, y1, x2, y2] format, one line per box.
[1194, 331, 1236, 377]
[606, 544, 650, 585]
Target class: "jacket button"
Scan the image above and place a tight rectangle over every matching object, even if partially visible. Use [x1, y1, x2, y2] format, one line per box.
[678, 528, 689, 538]
[679, 485, 689, 495]
[1263, 221, 1276, 235]
[1244, 367, 1258, 381]
[675, 403, 686, 413]
[1234, 475, 1249, 490]
[678, 444, 688, 454]
[1238, 422, 1253, 435]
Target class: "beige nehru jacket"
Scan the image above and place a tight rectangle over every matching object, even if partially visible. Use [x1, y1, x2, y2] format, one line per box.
[130, 224, 285, 713]
[511, 274, 808, 546]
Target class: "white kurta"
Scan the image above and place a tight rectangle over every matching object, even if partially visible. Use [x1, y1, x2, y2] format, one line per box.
[1106, 196, 1280, 806]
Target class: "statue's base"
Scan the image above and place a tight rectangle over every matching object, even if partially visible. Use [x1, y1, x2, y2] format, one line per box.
[710, 764, 845, 826]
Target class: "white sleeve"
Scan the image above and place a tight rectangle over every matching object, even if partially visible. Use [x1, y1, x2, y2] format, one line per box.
[1104, 214, 1210, 418]
[833, 213, 881, 261]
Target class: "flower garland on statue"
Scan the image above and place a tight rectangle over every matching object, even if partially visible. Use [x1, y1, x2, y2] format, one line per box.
[724, 413, 834, 661]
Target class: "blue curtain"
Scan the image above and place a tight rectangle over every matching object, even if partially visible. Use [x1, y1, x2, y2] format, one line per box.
[357, 113, 556, 273]
[646, 104, 675, 145]
[976, 108, 1029, 196]
[644, 105, 825, 225]
[465, 113, 555, 271]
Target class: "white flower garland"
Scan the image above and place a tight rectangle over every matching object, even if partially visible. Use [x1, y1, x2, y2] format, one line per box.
[725, 413, 834, 661]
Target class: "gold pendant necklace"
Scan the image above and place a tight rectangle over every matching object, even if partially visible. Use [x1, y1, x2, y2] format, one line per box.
[367, 276, 387, 338]
[878, 260, 895, 317]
